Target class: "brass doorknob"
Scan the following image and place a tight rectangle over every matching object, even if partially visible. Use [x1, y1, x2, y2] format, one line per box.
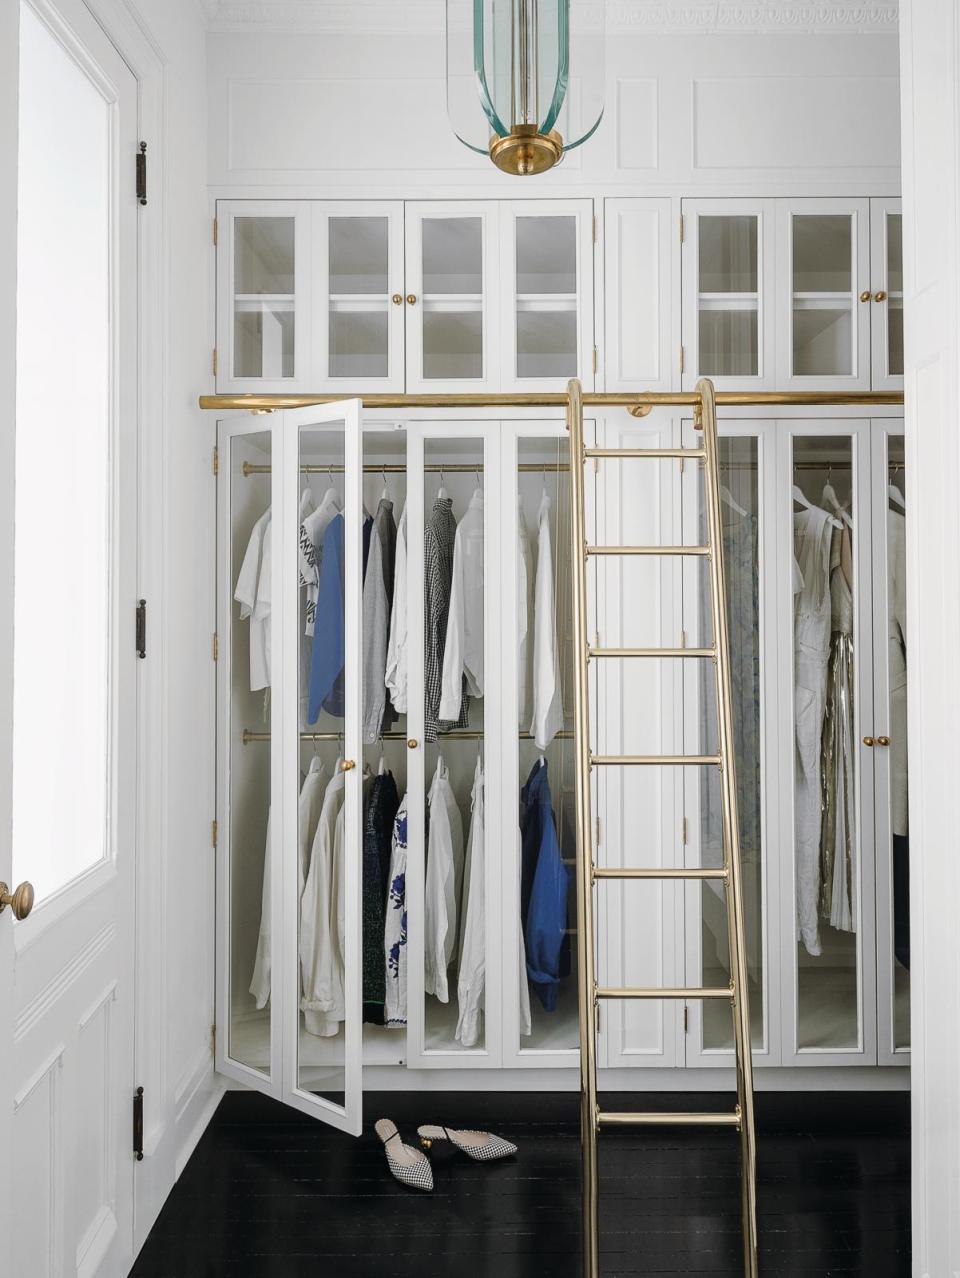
[876, 735, 891, 747]
[406, 293, 417, 305]
[0, 880, 35, 920]
[407, 738, 419, 749]
[391, 293, 403, 305]
[874, 290, 888, 302]
[859, 290, 873, 303]
[340, 759, 356, 772]
[862, 735, 875, 747]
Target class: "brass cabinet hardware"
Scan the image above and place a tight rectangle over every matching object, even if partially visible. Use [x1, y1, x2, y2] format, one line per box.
[874, 290, 888, 302]
[859, 290, 873, 303]
[407, 738, 419, 749]
[876, 735, 891, 746]
[0, 880, 35, 920]
[406, 294, 418, 305]
[862, 735, 875, 747]
[392, 293, 403, 305]
[340, 759, 356, 771]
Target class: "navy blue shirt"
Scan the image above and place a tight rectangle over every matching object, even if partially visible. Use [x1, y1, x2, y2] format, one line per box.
[520, 760, 570, 1011]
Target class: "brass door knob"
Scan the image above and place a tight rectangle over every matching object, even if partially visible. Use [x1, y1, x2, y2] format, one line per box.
[859, 290, 873, 303]
[862, 735, 875, 747]
[407, 738, 419, 749]
[391, 293, 403, 305]
[0, 880, 35, 920]
[340, 759, 356, 772]
[876, 735, 891, 747]
[406, 293, 418, 305]
[874, 290, 888, 302]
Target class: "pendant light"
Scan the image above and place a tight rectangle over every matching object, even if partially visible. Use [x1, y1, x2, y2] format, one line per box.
[446, 0, 605, 176]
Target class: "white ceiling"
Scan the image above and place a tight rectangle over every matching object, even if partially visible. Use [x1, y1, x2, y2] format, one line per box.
[203, 1, 899, 37]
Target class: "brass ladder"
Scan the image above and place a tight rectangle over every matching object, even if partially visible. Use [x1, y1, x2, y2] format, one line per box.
[566, 376, 758, 1277]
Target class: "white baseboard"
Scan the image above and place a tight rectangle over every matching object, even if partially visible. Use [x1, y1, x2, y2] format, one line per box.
[174, 1049, 225, 1178]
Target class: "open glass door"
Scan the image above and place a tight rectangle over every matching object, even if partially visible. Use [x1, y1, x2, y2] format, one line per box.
[216, 401, 364, 1137]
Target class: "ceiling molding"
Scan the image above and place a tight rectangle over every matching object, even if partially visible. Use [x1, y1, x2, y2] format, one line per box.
[205, 1, 899, 36]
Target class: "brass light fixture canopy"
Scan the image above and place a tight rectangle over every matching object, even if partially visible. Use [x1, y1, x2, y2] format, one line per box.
[489, 125, 564, 175]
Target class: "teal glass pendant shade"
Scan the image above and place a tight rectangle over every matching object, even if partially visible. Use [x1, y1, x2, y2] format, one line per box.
[447, 0, 605, 175]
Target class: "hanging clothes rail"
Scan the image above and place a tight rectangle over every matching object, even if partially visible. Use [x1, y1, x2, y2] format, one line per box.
[200, 390, 904, 411]
[241, 462, 570, 476]
[241, 729, 575, 744]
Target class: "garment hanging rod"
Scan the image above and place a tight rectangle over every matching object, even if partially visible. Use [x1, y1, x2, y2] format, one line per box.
[200, 390, 904, 411]
[242, 729, 575, 744]
[241, 462, 571, 476]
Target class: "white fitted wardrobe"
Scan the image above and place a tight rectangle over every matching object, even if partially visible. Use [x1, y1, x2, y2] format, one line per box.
[212, 194, 907, 1126]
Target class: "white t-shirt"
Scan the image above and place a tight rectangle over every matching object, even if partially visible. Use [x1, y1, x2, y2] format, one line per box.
[235, 508, 271, 692]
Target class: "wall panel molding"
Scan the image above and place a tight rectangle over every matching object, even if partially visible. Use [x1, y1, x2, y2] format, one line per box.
[14, 924, 115, 1043]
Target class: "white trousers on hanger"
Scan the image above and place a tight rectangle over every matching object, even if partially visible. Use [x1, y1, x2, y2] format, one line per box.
[795, 647, 827, 957]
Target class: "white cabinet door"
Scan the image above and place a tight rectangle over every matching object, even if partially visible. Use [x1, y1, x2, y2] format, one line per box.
[869, 199, 904, 392]
[500, 201, 595, 391]
[216, 401, 365, 1135]
[777, 199, 872, 391]
[216, 201, 312, 393]
[681, 199, 777, 392]
[404, 203, 501, 394]
[869, 422, 910, 1066]
[313, 202, 405, 392]
[604, 197, 675, 394]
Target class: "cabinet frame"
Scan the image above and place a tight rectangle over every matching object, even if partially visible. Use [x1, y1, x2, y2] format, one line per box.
[869, 197, 904, 393]
[603, 197, 676, 394]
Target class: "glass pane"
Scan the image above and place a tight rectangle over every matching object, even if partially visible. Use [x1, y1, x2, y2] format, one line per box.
[516, 216, 576, 293]
[13, 4, 112, 901]
[517, 437, 577, 1053]
[329, 308, 388, 379]
[698, 216, 758, 293]
[228, 431, 273, 1075]
[886, 213, 903, 294]
[886, 437, 909, 1050]
[422, 218, 484, 381]
[298, 420, 350, 1102]
[517, 308, 577, 379]
[423, 440, 487, 1054]
[422, 217, 482, 293]
[234, 217, 295, 379]
[698, 307, 758, 378]
[423, 308, 483, 380]
[792, 437, 860, 1051]
[792, 215, 852, 292]
[887, 213, 904, 377]
[698, 438, 764, 1051]
[792, 306, 853, 377]
[329, 217, 388, 293]
[888, 301, 904, 377]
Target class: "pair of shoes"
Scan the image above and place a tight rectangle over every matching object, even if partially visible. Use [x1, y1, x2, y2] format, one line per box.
[375, 1118, 517, 1192]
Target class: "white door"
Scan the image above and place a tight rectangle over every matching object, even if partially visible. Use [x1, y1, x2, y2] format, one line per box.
[603, 197, 675, 395]
[3, 2, 139, 1275]
[216, 401, 365, 1136]
[869, 199, 904, 392]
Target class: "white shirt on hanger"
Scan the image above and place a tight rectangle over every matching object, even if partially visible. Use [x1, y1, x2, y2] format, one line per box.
[439, 489, 484, 722]
[300, 765, 346, 1037]
[423, 756, 464, 1003]
[234, 507, 271, 692]
[530, 491, 564, 750]
[518, 502, 534, 728]
[456, 757, 485, 1048]
[385, 505, 408, 714]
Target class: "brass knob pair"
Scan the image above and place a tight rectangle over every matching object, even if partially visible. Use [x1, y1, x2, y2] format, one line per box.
[391, 294, 418, 305]
[862, 735, 891, 747]
[859, 290, 889, 303]
[0, 881, 35, 920]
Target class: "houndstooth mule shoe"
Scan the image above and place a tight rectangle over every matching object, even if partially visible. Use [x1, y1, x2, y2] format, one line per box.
[375, 1119, 434, 1191]
[417, 1124, 518, 1162]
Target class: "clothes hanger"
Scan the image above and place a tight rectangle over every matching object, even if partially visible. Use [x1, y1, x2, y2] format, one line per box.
[793, 484, 842, 528]
[720, 484, 748, 517]
[889, 463, 906, 510]
[437, 467, 448, 500]
[821, 471, 854, 530]
[380, 466, 390, 501]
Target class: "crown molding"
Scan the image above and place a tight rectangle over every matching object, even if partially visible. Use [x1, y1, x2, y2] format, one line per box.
[205, 1, 898, 36]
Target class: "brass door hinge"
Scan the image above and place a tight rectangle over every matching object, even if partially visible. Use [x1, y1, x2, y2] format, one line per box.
[213, 216, 218, 247]
[592, 345, 598, 375]
[212, 632, 219, 662]
[136, 142, 147, 206]
[213, 445, 219, 477]
[210, 1023, 216, 1052]
[679, 213, 685, 244]
[592, 213, 598, 243]
[595, 816, 601, 848]
[681, 816, 688, 846]
[211, 819, 218, 849]
[212, 348, 218, 377]
[683, 1006, 689, 1033]
[679, 345, 685, 374]
[133, 1087, 144, 1161]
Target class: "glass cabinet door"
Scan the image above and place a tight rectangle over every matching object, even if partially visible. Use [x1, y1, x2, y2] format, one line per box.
[218, 202, 310, 392]
[314, 204, 405, 391]
[870, 199, 904, 390]
[682, 200, 776, 390]
[501, 202, 594, 391]
[405, 204, 499, 392]
[780, 200, 871, 389]
[783, 426, 876, 1065]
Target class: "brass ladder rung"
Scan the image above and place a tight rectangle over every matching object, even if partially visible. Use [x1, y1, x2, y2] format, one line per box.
[597, 1109, 742, 1130]
[596, 985, 734, 1001]
[593, 866, 727, 881]
[584, 447, 706, 460]
[591, 753, 721, 767]
[589, 646, 715, 659]
[586, 544, 710, 557]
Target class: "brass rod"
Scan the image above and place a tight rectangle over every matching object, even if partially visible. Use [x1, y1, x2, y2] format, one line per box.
[584, 447, 705, 460]
[241, 462, 571, 476]
[589, 646, 715, 659]
[592, 866, 727, 881]
[567, 378, 600, 1278]
[586, 545, 710, 557]
[242, 729, 574, 744]
[597, 1110, 742, 1129]
[199, 389, 903, 411]
[698, 376, 759, 1277]
[595, 985, 734, 1000]
[591, 753, 721, 767]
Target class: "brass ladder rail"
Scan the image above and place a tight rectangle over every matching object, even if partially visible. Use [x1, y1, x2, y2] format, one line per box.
[567, 376, 758, 1278]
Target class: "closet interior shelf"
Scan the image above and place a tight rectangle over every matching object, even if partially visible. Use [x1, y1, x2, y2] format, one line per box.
[242, 728, 576, 744]
[241, 461, 571, 476]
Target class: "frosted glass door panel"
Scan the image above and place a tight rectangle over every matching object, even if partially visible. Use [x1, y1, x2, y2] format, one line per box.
[697, 215, 759, 377]
[885, 213, 904, 378]
[328, 216, 389, 379]
[234, 216, 295, 379]
[421, 218, 484, 380]
[514, 216, 578, 381]
[791, 214, 855, 378]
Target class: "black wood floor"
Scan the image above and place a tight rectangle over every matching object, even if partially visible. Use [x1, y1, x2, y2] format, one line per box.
[130, 1090, 910, 1277]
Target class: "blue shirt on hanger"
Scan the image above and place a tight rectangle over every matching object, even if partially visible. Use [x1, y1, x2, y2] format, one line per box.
[520, 759, 570, 1012]
[309, 513, 346, 720]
